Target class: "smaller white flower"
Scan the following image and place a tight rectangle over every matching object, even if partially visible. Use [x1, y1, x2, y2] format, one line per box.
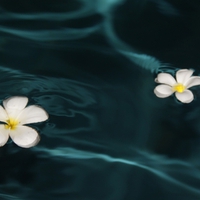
[0, 96, 48, 148]
[154, 69, 200, 103]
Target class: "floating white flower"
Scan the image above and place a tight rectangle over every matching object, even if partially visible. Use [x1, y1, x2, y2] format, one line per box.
[0, 96, 48, 148]
[154, 69, 200, 103]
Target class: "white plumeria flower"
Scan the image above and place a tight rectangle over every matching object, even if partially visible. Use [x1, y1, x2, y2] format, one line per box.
[154, 69, 200, 103]
[0, 96, 48, 148]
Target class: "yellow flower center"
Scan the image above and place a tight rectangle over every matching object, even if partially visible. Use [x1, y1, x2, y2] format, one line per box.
[172, 83, 185, 93]
[4, 118, 19, 130]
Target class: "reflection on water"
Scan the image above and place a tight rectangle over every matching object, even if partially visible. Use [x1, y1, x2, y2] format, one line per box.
[0, 0, 200, 199]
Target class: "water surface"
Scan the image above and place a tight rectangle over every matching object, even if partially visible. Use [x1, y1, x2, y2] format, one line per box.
[0, 0, 200, 199]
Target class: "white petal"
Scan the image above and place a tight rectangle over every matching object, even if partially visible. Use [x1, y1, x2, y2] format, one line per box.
[185, 76, 200, 89]
[154, 85, 174, 98]
[3, 96, 28, 118]
[0, 125, 9, 147]
[155, 73, 176, 86]
[175, 90, 194, 103]
[17, 105, 49, 125]
[10, 126, 40, 148]
[0, 106, 8, 123]
[176, 69, 194, 85]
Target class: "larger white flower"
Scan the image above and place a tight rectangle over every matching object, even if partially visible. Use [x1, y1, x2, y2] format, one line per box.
[0, 96, 48, 148]
[154, 69, 200, 103]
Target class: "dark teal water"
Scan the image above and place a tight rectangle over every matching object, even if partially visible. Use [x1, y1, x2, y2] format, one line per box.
[0, 0, 200, 199]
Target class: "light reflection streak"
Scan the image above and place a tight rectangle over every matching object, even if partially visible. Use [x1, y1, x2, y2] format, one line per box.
[33, 147, 200, 195]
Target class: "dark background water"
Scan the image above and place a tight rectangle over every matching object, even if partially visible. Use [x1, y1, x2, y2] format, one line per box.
[0, 0, 200, 199]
